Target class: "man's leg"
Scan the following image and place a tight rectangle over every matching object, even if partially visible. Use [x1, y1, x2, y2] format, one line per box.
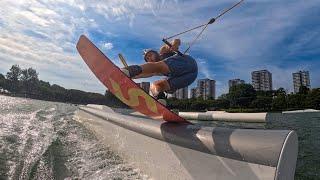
[141, 61, 170, 74]
[131, 61, 170, 79]
[150, 79, 170, 97]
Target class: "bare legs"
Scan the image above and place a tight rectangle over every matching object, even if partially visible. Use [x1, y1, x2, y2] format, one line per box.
[150, 79, 170, 97]
[132, 61, 171, 96]
[133, 61, 170, 78]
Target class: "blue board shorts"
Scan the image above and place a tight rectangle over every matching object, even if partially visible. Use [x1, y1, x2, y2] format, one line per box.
[163, 55, 198, 93]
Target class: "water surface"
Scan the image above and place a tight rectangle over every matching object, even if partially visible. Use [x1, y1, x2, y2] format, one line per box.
[0, 95, 146, 180]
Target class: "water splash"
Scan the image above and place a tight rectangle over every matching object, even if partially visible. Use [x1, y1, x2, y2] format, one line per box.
[0, 95, 147, 179]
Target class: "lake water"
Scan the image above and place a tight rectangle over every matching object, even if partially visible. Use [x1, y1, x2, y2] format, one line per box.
[0, 95, 147, 179]
[0, 95, 318, 179]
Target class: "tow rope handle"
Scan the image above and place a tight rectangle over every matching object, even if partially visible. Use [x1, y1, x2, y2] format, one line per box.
[162, 18, 213, 56]
[162, 38, 184, 56]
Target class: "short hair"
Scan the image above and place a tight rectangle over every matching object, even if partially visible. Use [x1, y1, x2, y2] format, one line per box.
[143, 49, 160, 62]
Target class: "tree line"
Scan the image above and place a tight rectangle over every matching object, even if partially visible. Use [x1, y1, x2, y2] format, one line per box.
[1, 65, 319, 112]
[167, 84, 320, 112]
[0, 64, 127, 108]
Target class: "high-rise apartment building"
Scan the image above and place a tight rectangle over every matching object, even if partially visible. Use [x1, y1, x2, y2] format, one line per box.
[172, 87, 188, 99]
[190, 88, 197, 99]
[293, 71, 311, 93]
[228, 79, 245, 90]
[137, 82, 150, 93]
[196, 79, 216, 100]
[251, 70, 272, 91]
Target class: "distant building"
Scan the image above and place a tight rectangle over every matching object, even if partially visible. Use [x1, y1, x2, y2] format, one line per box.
[228, 79, 245, 90]
[190, 88, 197, 99]
[196, 79, 216, 100]
[137, 82, 150, 93]
[293, 71, 311, 93]
[251, 70, 272, 91]
[172, 87, 188, 99]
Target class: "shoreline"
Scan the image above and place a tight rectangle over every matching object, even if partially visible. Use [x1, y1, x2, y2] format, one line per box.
[2, 94, 319, 114]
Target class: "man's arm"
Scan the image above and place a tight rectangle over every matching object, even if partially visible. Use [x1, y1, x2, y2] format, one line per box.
[132, 61, 170, 79]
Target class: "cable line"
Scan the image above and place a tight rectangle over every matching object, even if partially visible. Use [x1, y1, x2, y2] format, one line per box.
[162, 0, 245, 55]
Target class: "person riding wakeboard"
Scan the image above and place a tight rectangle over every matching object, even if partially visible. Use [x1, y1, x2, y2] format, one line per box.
[121, 39, 198, 100]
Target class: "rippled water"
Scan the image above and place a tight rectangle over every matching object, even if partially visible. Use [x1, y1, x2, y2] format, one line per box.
[1, 95, 318, 180]
[0, 95, 146, 180]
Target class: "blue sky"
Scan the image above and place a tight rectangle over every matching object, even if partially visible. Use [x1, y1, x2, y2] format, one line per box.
[0, 0, 319, 97]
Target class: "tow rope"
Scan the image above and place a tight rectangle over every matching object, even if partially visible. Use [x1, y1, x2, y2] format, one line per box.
[162, 0, 244, 55]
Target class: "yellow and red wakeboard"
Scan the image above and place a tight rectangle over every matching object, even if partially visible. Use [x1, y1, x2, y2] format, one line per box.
[76, 35, 186, 122]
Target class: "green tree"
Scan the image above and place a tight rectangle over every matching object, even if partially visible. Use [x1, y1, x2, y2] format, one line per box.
[251, 96, 273, 110]
[218, 94, 229, 100]
[269, 88, 289, 111]
[39, 81, 53, 100]
[1, 64, 133, 107]
[228, 84, 256, 108]
[298, 86, 309, 95]
[6, 65, 21, 82]
[0, 73, 5, 88]
[66, 89, 88, 104]
[20, 68, 39, 95]
[105, 90, 128, 108]
[51, 84, 67, 101]
[275, 87, 287, 96]
[209, 99, 230, 109]
[287, 94, 305, 109]
[6, 65, 22, 92]
[0, 73, 5, 80]
[256, 90, 274, 97]
[305, 88, 320, 109]
[190, 100, 207, 111]
[272, 94, 287, 111]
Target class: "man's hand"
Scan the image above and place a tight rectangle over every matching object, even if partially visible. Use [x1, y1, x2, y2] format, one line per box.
[160, 39, 181, 55]
[170, 39, 181, 52]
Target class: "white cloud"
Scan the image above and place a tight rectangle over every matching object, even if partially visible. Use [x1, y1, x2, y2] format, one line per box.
[0, 0, 106, 91]
[197, 58, 216, 79]
[103, 43, 114, 50]
[0, 0, 319, 96]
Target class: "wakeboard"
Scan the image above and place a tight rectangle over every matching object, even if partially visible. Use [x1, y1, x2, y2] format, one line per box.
[76, 35, 186, 122]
